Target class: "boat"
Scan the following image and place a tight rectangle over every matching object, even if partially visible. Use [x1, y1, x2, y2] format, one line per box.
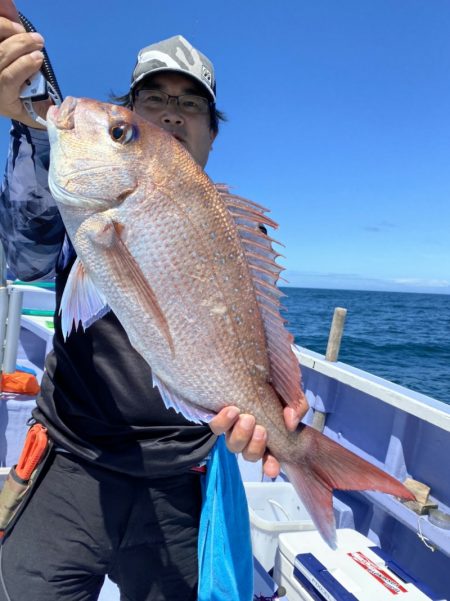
[0, 280, 449, 600]
[243, 343, 450, 600]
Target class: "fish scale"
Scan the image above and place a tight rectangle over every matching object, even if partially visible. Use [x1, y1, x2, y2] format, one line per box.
[133, 186, 267, 393]
[47, 97, 415, 546]
[116, 183, 267, 410]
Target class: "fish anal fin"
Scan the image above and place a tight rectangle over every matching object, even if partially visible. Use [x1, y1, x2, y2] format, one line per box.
[281, 425, 415, 547]
[88, 218, 175, 357]
[59, 257, 110, 339]
[217, 184, 302, 410]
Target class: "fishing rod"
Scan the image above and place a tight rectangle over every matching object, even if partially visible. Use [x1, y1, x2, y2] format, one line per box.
[18, 10, 63, 126]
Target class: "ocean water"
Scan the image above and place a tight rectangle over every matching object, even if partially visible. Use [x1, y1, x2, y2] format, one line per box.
[280, 287, 450, 405]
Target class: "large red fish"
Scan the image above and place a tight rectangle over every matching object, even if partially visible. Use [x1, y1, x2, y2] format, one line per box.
[47, 97, 414, 546]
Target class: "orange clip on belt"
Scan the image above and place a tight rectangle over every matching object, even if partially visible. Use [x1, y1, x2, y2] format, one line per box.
[15, 424, 49, 481]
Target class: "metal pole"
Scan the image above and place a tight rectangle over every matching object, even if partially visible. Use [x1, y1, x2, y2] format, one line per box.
[0, 288, 8, 375]
[0, 244, 7, 380]
[312, 306, 347, 431]
[3, 287, 24, 373]
[0, 243, 6, 288]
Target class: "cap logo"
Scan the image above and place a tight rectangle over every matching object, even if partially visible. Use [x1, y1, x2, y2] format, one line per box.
[201, 65, 212, 85]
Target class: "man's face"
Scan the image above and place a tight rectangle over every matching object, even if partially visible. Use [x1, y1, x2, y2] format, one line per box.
[132, 72, 217, 168]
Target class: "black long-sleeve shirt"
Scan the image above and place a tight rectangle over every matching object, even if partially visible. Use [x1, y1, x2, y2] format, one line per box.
[0, 121, 215, 477]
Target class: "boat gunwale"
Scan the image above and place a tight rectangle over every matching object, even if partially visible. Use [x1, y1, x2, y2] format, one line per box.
[294, 345, 450, 433]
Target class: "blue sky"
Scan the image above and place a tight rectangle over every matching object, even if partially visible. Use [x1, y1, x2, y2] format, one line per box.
[1, 0, 449, 294]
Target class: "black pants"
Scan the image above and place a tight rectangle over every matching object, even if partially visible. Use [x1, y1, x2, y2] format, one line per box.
[0, 452, 202, 601]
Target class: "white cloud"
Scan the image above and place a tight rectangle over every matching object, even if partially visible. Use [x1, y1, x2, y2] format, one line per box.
[282, 270, 450, 294]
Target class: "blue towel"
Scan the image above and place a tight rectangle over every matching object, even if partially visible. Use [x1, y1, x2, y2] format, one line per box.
[15, 364, 37, 376]
[198, 435, 254, 601]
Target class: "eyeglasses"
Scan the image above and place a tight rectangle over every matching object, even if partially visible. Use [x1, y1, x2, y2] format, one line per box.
[134, 89, 211, 115]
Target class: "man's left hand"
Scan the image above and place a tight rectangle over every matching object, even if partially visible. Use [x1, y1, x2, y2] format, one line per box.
[209, 397, 308, 478]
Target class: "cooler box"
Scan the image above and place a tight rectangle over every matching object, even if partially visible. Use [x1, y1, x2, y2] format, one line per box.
[244, 482, 315, 571]
[274, 529, 442, 601]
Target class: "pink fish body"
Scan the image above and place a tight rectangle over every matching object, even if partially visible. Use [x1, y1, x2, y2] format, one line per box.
[47, 97, 414, 545]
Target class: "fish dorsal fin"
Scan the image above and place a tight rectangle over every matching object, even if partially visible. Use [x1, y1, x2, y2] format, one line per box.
[152, 372, 215, 425]
[60, 257, 110, 339]
[216, 184, 303, 410]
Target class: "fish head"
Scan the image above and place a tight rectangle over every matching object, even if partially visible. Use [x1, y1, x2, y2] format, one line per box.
[47, 96, 182, 216]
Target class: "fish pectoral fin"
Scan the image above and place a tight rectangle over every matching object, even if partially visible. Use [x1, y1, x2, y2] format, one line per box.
[87, 218, 175, 356]
[152, 373, 215, 424]
[60, 257, 110, 339]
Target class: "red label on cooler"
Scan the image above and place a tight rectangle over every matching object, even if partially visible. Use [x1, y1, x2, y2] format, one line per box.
[348, 551, 408, 595]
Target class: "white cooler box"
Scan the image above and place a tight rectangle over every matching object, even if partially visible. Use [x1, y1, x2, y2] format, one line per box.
[274, 529, 442, 601]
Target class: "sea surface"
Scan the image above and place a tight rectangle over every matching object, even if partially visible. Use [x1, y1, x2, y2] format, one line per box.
[280, 287, 450, 405]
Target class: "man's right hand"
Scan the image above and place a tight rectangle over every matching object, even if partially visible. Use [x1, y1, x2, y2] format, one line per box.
[0, 15, 52, 128]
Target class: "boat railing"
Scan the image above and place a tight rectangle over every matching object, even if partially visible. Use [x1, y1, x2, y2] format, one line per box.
[294, 345, 450, 432]
[0, 282, 56, 376]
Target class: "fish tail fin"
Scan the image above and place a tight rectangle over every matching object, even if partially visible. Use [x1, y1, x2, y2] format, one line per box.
[281, 425, 415, 547]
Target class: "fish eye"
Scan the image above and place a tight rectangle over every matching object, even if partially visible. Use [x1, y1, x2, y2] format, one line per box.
[110, 123, 135, 144]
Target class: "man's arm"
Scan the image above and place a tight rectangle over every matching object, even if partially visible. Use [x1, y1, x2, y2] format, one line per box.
[0, 121, 65, 280]
[0, 14, 61, 280]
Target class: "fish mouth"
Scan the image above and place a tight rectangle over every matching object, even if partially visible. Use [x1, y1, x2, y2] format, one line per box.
[47, 96, 77, 130]
[47, 104, 59, 122]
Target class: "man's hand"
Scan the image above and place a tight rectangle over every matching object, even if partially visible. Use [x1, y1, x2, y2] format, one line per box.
[0, 16, 51, 128]
[209, 396, 309, 478]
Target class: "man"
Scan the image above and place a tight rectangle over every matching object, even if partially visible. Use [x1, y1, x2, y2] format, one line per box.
[0, 18, 306, 601]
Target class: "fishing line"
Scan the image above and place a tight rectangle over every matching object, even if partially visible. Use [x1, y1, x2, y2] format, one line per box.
[416, 516, 436, 552]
